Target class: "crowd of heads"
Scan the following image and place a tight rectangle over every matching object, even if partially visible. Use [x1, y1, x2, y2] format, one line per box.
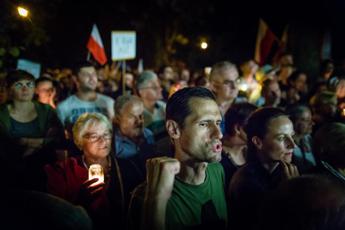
[2, 53, 345, 229]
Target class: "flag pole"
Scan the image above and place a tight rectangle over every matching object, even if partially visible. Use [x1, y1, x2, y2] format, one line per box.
[122, 60, 126, 95]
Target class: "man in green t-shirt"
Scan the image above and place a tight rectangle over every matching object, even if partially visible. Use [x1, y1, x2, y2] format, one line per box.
[138, 87, 228, 230]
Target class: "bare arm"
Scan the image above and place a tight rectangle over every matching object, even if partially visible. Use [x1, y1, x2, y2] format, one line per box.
[142, 157, 180, 230]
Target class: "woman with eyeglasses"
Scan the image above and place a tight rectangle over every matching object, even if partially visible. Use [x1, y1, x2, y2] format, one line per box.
[45, 112, 125, 230]
[0, 70, 64, 190]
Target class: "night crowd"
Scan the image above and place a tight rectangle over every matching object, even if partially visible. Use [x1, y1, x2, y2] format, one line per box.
[1, 53, 345, 229]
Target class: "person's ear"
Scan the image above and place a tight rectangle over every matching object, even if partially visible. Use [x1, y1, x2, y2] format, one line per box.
[72, 75, 79, 87]
[166, 120, 181, 139]
[252, 136, 263, 150]
[209, 80, 217, 93]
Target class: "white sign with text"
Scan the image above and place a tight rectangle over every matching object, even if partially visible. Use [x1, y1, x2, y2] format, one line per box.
[111, 31, 136, 60]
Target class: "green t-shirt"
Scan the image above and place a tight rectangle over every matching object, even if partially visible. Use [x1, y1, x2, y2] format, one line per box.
[166, 162, 228, 230]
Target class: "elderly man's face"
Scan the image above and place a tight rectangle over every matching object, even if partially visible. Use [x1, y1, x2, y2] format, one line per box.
[117, 101, 145, 140]
[211, 68, 239, 101]
[139, 78, 163, 101]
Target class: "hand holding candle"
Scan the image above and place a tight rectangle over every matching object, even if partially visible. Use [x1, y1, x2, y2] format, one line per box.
[88, 164, 104, 186]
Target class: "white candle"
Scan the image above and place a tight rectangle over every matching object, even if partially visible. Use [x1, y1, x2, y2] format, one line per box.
[88, 164, 104, 186]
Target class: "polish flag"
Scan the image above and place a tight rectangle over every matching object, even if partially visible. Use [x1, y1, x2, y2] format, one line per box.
[254, 19, 278, 66]
[87, 24, 107, 65]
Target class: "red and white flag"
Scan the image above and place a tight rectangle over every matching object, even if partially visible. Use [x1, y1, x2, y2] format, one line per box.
[87, 24, 107, 65]
[254, 19, 278, 66]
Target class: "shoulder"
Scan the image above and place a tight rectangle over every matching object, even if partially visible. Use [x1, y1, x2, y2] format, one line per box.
[230, 163, 265, 190]
[45, 157, 81, 172]
[57, 95, 77, 109]
[96, 93, 115, 103]
[143, 128, 155, 141]
[156, 100, 166, 109]
[0, 103, 9, 118]
[207, 162, 224, 173]
[34, 101, 55, 113]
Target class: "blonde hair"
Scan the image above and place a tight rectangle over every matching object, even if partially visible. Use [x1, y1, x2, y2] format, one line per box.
[72, 113, 112, 150]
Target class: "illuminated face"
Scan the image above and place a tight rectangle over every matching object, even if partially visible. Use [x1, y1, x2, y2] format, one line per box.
[35, 80, 55, 104]
[82, 122, 112, 160]
[211, 68, 239, 101]
[177, 98, 223, 163]
[241, 60, 259, 76]
[77, 66, 98, 91]
[117, 101, 144, 141]
[11, 80, 35, 102]
[139, 78, 163, 101]
[255, 116, 296, 164]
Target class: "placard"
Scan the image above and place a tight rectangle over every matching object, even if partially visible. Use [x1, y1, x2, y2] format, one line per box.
[17, 59, 41, 79]
[111, 31, 136, 60]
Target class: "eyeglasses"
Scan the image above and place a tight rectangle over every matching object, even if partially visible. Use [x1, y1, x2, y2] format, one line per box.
[83, 133, 112, 143]
[14, 81, 35, 90]
[213, 79, 239, 88]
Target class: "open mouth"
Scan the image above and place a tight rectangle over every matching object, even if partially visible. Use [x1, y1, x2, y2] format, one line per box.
[284, 152, 293, 158]
[212, 142, 222, 153]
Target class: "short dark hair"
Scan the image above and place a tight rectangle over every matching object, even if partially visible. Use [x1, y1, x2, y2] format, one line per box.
[224, 103, 257, 136]
[166, 87, 216, 128]
[245, 107, 287, 162]
[35, 76, 54, 85]
[6, 70, 35, 88]
[72, 61, 95, 76]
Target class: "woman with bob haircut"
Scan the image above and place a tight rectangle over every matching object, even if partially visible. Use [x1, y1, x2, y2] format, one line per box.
[45, 112, 125, 229]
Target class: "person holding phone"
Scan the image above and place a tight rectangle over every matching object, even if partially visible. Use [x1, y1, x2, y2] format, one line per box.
[45, 112, 125, 230]
[228, 107, 299, 230]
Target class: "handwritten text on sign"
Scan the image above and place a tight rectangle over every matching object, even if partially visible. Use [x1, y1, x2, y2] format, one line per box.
[111, 31, 136, 60]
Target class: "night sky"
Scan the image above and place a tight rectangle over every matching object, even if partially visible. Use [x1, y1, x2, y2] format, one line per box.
[10, 0, 345, 72]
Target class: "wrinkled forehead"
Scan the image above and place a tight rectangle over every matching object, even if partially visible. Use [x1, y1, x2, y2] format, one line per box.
[214, 68, 239, 82]
[121, 100, 144, 114]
